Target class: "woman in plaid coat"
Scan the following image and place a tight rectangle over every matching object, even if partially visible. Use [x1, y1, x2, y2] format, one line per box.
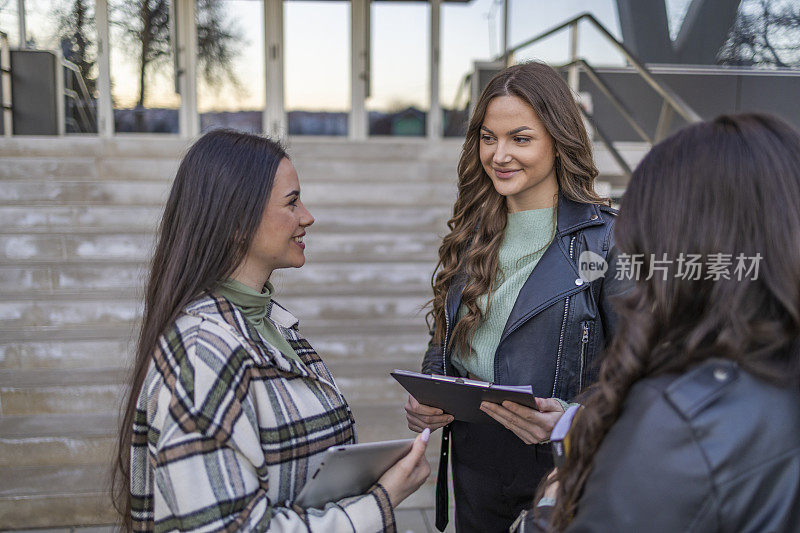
[113, 130, 430, 532]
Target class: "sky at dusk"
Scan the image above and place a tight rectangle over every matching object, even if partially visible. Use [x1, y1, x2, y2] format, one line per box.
[0, 0, 695, 113]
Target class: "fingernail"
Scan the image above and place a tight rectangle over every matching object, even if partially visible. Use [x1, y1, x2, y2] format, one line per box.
[421, 427, 431, 443]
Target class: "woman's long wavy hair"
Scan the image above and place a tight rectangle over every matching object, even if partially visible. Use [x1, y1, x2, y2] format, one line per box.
[544, 113, 800, 530]
[429, 61, 607, 354]
[111, 129, 288, 530]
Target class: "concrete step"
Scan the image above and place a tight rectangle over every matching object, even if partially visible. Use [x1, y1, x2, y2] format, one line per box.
[287, 137, 463, 161]
[0, 367, 127, 415]
[0, 339, 133, 370]
[0, 261, 435, 298]
[0, 205, 449, 233]
[0, 157, 98, 180]
[0, 331, 428, 371]
[0, 156, 459, 183]
[0, 357, 420, 416]
[0, 294, 429, 331]
[0, 394, 422, 471]
[0, 447, 445, 529]
[0, 179, 456, 207]
[0, 231, 442, 264]
[1, 321, 428, 347]
[0, 464, 116, 528]
[0, 233, 155, 263]
[0, 413, 118, 468]
[0, 135, 463, 161]
[291, 159, 458, 183]
[0, 416, 444, 530]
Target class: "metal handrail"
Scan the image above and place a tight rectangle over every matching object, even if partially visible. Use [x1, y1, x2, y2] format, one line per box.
[498, 12, 701, 125]
[450, 71, 472, 113]
[62, 59, 97, 133]
[579, 107, 632, 177]
[564, 58, 652, 144]
[1, 31, 12, 136]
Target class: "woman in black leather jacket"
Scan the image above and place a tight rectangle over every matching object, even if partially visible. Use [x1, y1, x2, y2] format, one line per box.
[403, 62, 630, 532]
[526, 113, 800, 532]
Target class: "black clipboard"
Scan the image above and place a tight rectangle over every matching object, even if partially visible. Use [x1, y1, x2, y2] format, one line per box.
[391, 369, 538, 425]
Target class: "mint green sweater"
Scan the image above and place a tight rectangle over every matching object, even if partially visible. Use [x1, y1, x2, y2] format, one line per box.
[452, 207, 555, 382]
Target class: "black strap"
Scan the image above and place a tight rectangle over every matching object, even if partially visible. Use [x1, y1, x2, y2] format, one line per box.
[435, 424, 451, 531]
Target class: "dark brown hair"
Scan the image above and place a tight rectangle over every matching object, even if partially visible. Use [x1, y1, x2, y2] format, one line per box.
[429, 61, 607, 354]
[111, 129, 288, 529]
[545, 113, 800, 529]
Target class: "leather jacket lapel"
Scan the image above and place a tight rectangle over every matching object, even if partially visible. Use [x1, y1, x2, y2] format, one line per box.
[501, 195, 605, 341]
[446, 274, 467, 325]
[500, 235, 583, 341]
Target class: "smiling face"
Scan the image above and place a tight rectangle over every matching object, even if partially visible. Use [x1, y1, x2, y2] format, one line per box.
[233, 158, 314, 289]
[479, 95, 559, 212]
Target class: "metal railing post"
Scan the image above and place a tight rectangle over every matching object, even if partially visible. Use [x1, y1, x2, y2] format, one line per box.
[654, 100, 674, 143]
[263, 0, 285, 139]
[1, 32, 12, 136]
[349, 0, 369, 140]
[96, 0, 113, 137]
[54, 48, 66, 135]
[568, 21, 579, 94]
[502, 0, 510, 67]
[427, 0, 442, 139]
[17, 0, 27, 47]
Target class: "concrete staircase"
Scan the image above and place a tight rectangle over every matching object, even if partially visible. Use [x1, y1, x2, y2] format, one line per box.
[0, 136, 643, 529]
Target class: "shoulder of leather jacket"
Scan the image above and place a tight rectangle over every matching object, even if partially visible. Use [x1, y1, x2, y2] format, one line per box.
[598, 203, 619, 216]
[663, 359, 739, 420]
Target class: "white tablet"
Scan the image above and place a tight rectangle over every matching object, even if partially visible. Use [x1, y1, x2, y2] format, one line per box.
[295, 438, 414, 509]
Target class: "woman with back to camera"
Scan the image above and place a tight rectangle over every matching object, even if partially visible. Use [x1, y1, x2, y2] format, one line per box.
[112, 129, 430, 532]
[523, 114, 800, 532]
[403, 61, 630, 531]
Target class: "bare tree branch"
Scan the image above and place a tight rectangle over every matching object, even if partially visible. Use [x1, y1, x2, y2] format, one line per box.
[719, 0, 800, 67]
[113, 0, 243, 123]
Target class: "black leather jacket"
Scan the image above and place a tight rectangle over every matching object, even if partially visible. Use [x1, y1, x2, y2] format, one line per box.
[521, 359, 800, 532]
[422, 194, 629, 401]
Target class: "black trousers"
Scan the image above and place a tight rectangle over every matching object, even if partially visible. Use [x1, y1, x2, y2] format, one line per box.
[450, 419, 554, 533]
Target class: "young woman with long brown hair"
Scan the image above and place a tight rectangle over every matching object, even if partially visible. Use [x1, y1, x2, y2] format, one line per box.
[112, 129, 430, 531]
[524, 114, 800, 532]
[404, 62, 629, 531]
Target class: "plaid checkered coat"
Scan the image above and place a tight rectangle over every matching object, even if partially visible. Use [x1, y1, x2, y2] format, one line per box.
[130, 293, 396, 532]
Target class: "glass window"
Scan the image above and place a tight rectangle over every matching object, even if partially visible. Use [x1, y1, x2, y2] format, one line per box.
[368, 1, 429, 136]
[109, 0, 179, 133]
[284, 0, 349, 136]
[440, 0, 504, 137]
[0, 1, 20, 47]
[198, 0, 264, 133]
[22, 0, 98, 134]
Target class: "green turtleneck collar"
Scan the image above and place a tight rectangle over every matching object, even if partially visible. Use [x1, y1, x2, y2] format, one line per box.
[215, 278, 301, 364]
[216, 278, 273, 323]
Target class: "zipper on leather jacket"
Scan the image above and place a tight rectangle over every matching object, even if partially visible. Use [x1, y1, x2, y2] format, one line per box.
[578, 322, 589, 392]
[442, 307, 450, 376]
[552, 236, 577, 397]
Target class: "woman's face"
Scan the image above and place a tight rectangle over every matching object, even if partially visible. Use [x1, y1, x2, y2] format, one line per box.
[244, 158, 314, 281]
[479, 95, 558, 212]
